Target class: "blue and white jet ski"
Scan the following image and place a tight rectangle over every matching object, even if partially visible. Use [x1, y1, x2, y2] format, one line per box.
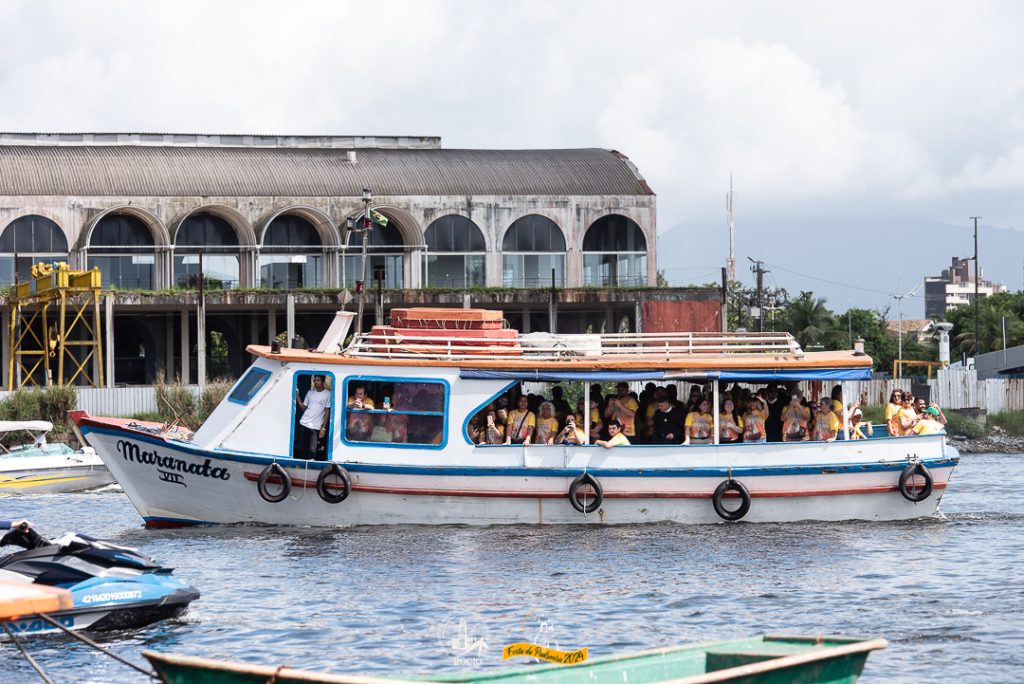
[0, 527, 199, 635]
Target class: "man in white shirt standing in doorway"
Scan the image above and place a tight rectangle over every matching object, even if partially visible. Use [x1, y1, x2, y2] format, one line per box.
[295, 375, 331, 460]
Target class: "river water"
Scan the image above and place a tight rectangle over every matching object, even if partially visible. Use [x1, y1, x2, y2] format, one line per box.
[2, 452, 1022, 683]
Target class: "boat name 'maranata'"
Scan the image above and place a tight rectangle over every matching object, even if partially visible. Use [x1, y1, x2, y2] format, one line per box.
[73, 308, 959, 527]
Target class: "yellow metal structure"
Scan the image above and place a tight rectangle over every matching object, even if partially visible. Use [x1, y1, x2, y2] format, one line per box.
[893, 358, 943, 380]
[7, 262, 104, 389]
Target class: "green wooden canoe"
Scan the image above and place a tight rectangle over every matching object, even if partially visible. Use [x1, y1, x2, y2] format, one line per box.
[143, 634, 886, 684]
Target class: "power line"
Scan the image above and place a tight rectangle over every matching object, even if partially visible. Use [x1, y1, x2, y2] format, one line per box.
[762, 260, 920, 297]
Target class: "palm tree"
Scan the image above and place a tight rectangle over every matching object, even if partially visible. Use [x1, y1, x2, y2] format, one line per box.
[954, 304, 1024, 356]
[785, 296, 834, 350]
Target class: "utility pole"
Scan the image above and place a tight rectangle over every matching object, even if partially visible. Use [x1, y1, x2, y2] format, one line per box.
[726, 175, 736, 283]
[970, 216, 981, 357]
[747, 257, 767, 332]
[720, 266, 728, 332]
[355, 188, 373, 336]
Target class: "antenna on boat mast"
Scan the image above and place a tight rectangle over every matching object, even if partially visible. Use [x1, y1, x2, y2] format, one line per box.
[726, 174, 736, 283]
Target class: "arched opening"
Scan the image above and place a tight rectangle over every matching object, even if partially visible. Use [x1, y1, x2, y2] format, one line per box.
[582, 215, 648, 287]
[423, 215, 485, 288]
[87, 214, 156, 290]
[0, 215, 69, 285]
[173, 213, 241, 289]
[501, 215, 565, 288]
[341, 221, 404, 289]
[259, 215, 324, 289]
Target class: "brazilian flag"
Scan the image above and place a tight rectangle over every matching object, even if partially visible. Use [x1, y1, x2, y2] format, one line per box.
[369, 209, 389, 227]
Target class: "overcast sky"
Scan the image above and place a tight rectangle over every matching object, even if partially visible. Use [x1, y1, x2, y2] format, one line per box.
[2, 0, 1022, 304]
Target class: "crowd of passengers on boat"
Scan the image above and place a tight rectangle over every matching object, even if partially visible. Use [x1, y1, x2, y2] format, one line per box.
[464, 381, 949, 448]
[285, 371, 950, 461]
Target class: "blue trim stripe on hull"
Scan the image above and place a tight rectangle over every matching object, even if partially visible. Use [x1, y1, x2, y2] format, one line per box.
[82, 424, 958, 479]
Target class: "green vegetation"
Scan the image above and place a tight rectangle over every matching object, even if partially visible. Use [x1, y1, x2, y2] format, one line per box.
[859, 404, 885, 425]
[0, 386, 79, 446]
[945, 291, 1024, 356]
[988, 410, 1024, 436]
[152, 374, 234, 430]
[944, 411, 985, 439]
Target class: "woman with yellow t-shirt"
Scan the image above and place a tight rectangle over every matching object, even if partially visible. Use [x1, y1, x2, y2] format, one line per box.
[810, 399, 840, 441]
[533, 402, 560, 445]
[684, 399, 714, 445]
[896, 395, 920, 436]
[885, 389, 904, 436]
[743, 394, 768, 442]
[781, 394, 811, 442]
[719, 399, 744, 444]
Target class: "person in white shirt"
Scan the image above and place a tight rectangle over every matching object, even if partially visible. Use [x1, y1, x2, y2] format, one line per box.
[295, 375, 331, 460]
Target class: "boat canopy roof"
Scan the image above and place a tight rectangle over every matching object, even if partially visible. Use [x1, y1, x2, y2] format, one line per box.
[248, 309, 873, 378]
[0, 420, 53, 434]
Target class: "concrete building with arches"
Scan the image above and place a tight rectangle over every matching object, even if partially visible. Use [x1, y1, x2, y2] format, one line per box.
[0, 133, 721, 386]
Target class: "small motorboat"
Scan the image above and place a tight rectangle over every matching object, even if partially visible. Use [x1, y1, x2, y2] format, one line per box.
[0, 420, 115, 494]
[0, 526, 199, 634]
[143, 634, 887, 684]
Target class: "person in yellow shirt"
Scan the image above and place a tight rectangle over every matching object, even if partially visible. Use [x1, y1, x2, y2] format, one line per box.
[912, 407, 945, 435]
[596, 419, 630, 448]
[533, 402, 560, 445]
[479, 408, 505, 445]
[576, 397, 602, 442]
[743, 394, 768, 442]
[719, 399, 744, 444]
[810, 399, 840, 441]
[781, 393, 811, 442]
[605, 382, 639, 438]
[505, 395, 537, 445]
[896, 395, 919, 436]
[684, 399, 714, 445]
[846, 402, 873, 439]
[885, 389, 904, 436]
[556, 414, 586, 444]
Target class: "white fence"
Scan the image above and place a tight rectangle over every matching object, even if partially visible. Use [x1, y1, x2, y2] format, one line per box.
[0, 385, 200, 417]
[929, 368, 1024, 413]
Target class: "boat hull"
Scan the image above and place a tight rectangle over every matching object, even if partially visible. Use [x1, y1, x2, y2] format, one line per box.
[81, 420, 957, 527]
[0, 462, 114, 494]
[143, 634, 887, 684]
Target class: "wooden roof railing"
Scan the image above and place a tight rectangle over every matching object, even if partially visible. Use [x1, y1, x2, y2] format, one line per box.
[343, 331, 804, 362]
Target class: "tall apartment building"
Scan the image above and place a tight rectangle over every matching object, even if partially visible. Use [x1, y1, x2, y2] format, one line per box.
[924, 256, 1006, 319]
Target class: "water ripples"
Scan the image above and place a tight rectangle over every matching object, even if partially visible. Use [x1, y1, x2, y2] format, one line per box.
[2, 453, 1023, 682]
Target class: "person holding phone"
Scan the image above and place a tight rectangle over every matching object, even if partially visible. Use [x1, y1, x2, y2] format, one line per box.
[557, 413, 586, 444]
[480, 408, 505, 445]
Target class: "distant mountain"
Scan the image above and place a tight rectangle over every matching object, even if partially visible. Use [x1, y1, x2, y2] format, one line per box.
[656, 216, 1024, 317]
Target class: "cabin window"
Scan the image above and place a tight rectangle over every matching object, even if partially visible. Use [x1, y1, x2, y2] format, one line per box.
[341, 377, 448, 448]
[228, 367, 272, 405]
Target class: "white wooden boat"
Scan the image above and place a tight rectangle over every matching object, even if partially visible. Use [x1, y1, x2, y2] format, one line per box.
[72, 310, 957, 527]
[0, 421, 114, 494]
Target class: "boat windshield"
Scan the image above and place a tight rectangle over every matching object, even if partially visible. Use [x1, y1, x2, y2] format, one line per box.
[2, 443, 77, 459]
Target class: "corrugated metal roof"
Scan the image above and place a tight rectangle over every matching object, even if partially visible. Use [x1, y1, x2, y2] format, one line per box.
[0, 145, 652, 198]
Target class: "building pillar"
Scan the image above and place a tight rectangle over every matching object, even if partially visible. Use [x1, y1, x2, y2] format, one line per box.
[104, 295, 114, 387]
[268, 307, 277, 343]
[408, 248, 422, 289]
[286, 294, 296, 347]
[180, 308, 190, 384]
[165, 313, 175, 381]
[521, 307, 531, 334]
[565, 248, 583, 288]
[486, 250, 502, 287]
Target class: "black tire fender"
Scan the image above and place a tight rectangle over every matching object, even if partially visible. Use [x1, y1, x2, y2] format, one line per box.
[712, 479, 751, 521]
[898, 462, 933, 502]
[568, 473, 603, 514]
[316, 463, 352, 504]
[257, 462, 291, 503]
